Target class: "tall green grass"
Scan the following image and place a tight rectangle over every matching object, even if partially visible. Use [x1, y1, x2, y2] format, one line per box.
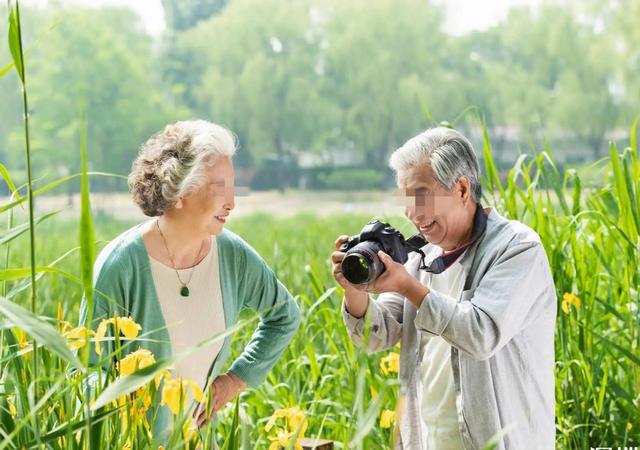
[479, 118, 640, 449]
[1, 2, 639, 448]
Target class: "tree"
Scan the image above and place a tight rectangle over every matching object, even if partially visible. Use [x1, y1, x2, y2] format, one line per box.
[160, 0, 229, 110]
[162, 0, 228, 32]
[177, 0, 341, 188]
[583, 0, 640, 125]
[476, 5, 620, 158]
[321, 0, 452, 168]
[2, 6, 184, 190]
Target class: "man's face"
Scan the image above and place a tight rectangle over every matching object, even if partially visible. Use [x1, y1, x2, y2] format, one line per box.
[397, 164, 470, 250]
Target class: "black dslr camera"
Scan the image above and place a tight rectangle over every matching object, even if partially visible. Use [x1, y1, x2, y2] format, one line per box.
[339, 220, 426, 285]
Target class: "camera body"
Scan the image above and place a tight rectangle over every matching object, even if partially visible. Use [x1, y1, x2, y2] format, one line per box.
[339, 220, 413, 284]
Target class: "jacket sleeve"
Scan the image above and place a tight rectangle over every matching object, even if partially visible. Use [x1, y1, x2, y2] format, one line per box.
[227, 240, 301, 388]
[414, 241, 555, 360]
[341, 290, 405, 353]
[340, 251, 426, 353]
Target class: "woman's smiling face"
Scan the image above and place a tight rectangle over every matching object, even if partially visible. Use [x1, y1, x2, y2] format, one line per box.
[179, 156, 235, 235]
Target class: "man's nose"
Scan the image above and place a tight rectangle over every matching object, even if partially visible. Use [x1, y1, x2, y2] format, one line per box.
[405, 205, 424, 224]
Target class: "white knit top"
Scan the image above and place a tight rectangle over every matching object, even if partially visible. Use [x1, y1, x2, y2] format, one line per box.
[148, 237, 226, 391]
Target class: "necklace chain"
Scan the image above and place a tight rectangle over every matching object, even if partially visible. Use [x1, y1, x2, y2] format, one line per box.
[155, 219, 206, 295]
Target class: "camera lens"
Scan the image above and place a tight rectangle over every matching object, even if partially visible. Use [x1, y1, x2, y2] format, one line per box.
[341, 241, 385, 284]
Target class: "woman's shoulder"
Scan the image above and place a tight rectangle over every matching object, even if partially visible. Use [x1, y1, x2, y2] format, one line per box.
[216, 229, 265, 267]
[216, 228, 251, 252]
[94, 222, 147, 278]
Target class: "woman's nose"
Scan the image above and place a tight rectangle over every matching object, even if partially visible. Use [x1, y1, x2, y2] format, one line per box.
[224, 186, 235, 211]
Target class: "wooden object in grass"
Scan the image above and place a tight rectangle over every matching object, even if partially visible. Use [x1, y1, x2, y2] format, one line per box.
[300, 438, 334, 450]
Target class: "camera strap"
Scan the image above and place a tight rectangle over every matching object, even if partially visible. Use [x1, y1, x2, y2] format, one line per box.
[406, 204, 488, 274]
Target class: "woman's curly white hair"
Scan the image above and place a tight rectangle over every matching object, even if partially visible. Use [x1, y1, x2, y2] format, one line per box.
[128, 120, 236, 216]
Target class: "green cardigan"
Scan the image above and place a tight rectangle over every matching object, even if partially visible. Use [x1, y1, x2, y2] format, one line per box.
[78, 222, 301, 434]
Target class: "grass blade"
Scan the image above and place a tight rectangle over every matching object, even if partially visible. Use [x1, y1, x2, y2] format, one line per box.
[7, 2, 24, 82]
[0, 210, 62, 246]
[0, 296, 82, 368]
[0, 172, 124, 214]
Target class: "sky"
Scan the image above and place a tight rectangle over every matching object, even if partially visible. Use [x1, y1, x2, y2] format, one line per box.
[436, 0, 543, 34]
[24, 0, 544, 36]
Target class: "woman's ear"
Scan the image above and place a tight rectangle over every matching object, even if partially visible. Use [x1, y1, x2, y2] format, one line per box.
[174, 197, 184, 209]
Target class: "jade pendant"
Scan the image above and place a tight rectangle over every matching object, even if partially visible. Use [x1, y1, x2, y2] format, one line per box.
[180, 286, 190, 297]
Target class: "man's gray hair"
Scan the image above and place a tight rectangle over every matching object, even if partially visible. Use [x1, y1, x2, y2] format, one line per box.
[389, 127, 482, 202]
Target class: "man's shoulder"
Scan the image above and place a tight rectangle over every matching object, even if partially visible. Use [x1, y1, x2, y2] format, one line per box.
[485, 208, 542, 250]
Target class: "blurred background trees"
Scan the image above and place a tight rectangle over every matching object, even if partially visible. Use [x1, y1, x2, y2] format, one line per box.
[1, 0, 637, 191]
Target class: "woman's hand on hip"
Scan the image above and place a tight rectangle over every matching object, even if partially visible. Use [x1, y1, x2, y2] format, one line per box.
[194, 371, 247, 428]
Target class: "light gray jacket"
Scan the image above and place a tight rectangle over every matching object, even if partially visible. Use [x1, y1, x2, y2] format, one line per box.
[342, 208, 556, 449]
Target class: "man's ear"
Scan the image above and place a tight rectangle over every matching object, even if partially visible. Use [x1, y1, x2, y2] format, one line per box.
[174, 197, 184, 209]
[457, 176, 471, 203]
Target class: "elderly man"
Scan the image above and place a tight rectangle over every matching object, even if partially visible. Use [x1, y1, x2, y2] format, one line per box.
[332, 127, 556, 450]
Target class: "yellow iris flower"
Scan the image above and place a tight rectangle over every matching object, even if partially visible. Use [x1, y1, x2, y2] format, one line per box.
[117, 348, 156, 376]
[380, 409, 396, 429]
[160, 377, 204, 415]
[265, 406, 307, 450]
[380, 352, 400, 375]
[63, 326, 95, 350]
[561, 292, 582, 315]
[94, 316, 142, 356]
[7, 396, 17, 417]
[267, 430, 303, 450]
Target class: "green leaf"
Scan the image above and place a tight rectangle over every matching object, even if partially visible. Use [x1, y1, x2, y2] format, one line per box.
[480, 122, 505, 202]
[591, 329, 640, 366]
[631, 116, 638, 154]
[0, 210, 61, 246]
[4, 246, 82, 300]
[307, 287, 336, 316]
[595, 370, 607, 417]
[0, 163, 20, 198]
[24, 405, 119, 446]
[0, 171, 125, 213]
[221, 397, 241, 450]
[349, 368, 384, 446]
[418, 96, 435, 125]
[0, 60, 14, 78]
[78, 97, 96, 341]
[0, 265, 80, 283]
[570, 170, 581, 217]
[609, 143, 636, 236]
[8, 2, 24, 82]
[0, 297, 82, 369]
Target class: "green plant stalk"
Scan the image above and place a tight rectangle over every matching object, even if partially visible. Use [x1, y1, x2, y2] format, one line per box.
[2, 204, 15, 297]
[8, 0, 36, 312]
[0, 200, 16, 390]
[8, 1, 40, 435]
[78, 92, 96, 450]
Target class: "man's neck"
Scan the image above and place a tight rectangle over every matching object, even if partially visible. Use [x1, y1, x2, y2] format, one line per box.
[446, 203, 479, 251]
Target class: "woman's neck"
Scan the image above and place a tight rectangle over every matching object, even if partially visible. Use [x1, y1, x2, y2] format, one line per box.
[151, 215, 210, 268]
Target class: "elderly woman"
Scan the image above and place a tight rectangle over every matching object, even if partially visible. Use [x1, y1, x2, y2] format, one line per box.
[80, 119, 300, 438]
[332, 127, 556, 450]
